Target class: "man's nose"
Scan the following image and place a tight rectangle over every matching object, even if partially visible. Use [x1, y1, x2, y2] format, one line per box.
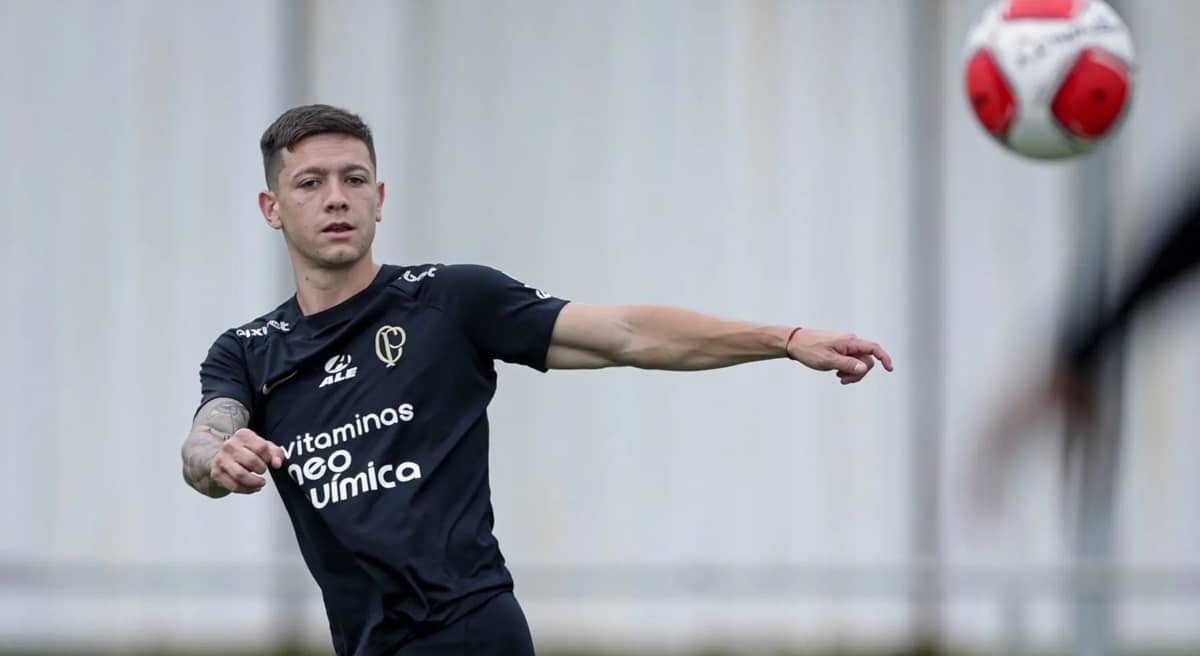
[324, 182, 349, 212]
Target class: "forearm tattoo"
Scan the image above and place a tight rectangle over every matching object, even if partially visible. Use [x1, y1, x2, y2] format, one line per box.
[201, 398, 249, 440]
[182, 398, 249, 497]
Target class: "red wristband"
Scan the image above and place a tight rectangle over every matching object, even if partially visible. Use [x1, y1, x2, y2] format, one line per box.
[784, 326, 803, 359]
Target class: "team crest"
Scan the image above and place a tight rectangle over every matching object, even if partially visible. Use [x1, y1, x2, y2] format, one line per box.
[375, 326, 407, 368]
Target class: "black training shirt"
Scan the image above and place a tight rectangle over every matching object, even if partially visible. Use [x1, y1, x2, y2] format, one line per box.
[196, 263, 567, 655]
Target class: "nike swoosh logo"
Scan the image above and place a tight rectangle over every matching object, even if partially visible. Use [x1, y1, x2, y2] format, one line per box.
[262, 371, 298, 396]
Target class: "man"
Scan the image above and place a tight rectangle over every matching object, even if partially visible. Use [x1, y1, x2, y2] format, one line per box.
[181, 104, 894, 655]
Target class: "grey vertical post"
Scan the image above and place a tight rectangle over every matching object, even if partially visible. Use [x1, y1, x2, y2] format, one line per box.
[1064, 125, 1123, 656]
[1062, 0, 1130, 643]
[907, 0, 947, 647]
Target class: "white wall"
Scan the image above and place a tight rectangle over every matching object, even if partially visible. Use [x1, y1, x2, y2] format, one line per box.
[0, 0, 297, 649]
[2, 0, 1198, 652]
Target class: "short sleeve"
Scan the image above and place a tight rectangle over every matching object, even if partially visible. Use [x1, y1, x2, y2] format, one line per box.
[196, 330, 256, 417]
[428, 265, 569, 371]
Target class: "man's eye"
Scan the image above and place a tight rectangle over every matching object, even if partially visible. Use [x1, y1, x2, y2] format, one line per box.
[299, 180, 318, 189]
[347, 176, 366, 185]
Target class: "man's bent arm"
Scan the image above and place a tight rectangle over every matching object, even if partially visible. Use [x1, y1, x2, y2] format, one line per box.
[181, 397, 250, 498]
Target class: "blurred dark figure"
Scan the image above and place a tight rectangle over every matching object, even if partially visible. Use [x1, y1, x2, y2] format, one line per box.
[971, 167, 1200, 511]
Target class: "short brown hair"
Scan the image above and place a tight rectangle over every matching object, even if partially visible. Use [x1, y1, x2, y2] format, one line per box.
[259, 104, 377, 189]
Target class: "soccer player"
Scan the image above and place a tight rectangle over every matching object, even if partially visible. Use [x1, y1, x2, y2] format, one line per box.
[180, 104, 894, 655]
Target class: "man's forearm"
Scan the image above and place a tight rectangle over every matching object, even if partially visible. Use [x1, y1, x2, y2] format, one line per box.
[182, 430, 230, 498]
[182, 398, 250, 498]
[620, 305, 792, 370]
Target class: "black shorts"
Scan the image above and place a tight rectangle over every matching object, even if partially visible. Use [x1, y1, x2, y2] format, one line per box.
[397, 592, 535, 655]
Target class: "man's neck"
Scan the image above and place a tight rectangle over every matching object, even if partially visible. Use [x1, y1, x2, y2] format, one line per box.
[293, 256, 382, 316]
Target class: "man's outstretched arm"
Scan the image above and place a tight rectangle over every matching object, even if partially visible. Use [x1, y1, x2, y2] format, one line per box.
[182, 398, 284, 498]
[546, 304, 892, 382]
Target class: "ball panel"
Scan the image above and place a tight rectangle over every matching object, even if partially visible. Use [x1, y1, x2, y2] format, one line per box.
[1050, 47, 1130, 138]
[1003, 0, 1082, 20]
[1005, 111, 1082, 160]
[965, 49, 1018, 138]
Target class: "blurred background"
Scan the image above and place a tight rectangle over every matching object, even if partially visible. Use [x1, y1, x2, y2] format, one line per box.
[2, 0, 1199, 654]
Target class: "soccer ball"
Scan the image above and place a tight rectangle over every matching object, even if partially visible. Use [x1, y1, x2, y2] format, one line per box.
[963, 0, 1135, 160]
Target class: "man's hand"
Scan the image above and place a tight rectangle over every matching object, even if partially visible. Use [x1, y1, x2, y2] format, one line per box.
[209, 428, 286, 495]
[785, 329, 894, 384]
[182, 397, 285, 498]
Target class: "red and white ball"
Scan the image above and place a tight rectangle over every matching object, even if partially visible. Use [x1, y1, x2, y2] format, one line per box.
[964, 0, 1135, 160]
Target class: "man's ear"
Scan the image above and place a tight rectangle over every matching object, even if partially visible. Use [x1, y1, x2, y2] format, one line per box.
[375, 181, 386, 222]
[259, 189, 282, 230]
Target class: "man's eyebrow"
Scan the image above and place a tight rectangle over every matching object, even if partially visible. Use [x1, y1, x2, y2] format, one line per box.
[290, 164, 370, 181]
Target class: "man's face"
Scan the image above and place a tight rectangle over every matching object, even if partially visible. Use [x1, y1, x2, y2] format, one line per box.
[260, 133, 384, 269]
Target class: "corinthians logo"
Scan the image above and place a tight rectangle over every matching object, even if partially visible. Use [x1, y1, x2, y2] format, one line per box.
[375, 325, 406, 367]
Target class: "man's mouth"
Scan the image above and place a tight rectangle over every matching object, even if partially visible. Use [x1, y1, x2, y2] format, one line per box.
[323, 222, 354, 233]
